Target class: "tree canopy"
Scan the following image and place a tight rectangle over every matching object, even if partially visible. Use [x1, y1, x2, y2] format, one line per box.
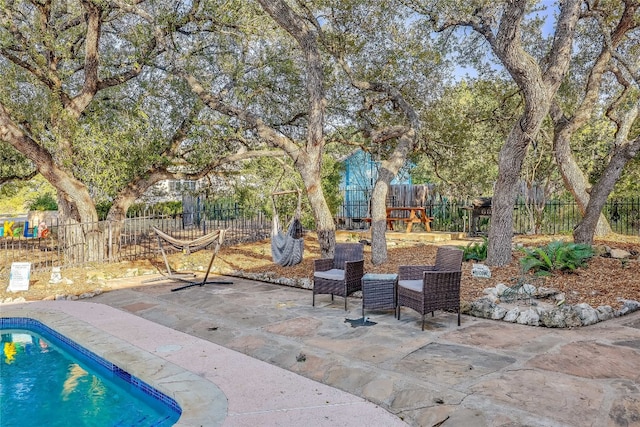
[1, 0, 638, 262]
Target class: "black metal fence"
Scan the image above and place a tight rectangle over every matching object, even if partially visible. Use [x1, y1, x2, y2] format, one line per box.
[0, 205, 270, 276]
[1, 195, 638, 276]
[336, 190, 640, 236]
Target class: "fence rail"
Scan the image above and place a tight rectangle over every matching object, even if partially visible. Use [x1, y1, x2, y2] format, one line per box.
[0, 206, 270, 277]
[2, 196, 638, 277]
[336, 191, 640, 236]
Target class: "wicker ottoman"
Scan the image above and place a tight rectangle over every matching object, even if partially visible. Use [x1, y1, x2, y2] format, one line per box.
[361, 273, 398, 317]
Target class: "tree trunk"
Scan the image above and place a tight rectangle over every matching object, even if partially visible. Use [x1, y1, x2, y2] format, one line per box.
[369, 133, 414, 264]
[370, 175, 391, 265]
[302, 167, 336, 258]
[574, 136, 640, 244]
[487, 128, 530, 265]
[550, 1, 637, 239]
[249, 1, 335, 256]
[293, 139, 335, 259]
[554, 123, 612, 236]
[484, 0, 581, 266]
[57, 188, 103, 264]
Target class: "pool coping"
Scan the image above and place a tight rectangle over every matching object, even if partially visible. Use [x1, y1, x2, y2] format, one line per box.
[1, 302, 226, 426]
[1, 300, 407, 426]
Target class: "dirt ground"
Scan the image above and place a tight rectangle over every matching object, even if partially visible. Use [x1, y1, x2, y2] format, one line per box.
[2, 233, 639, 310]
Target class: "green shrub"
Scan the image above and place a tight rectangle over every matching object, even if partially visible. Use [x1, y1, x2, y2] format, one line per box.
[459, 237, 488, 261]
[96, 201, 112, 221]
[26, 193, 58, 211]
[519, 240, 595, 276]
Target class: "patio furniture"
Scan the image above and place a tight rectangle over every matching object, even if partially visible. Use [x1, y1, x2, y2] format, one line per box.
[313, 243, 364, 310]
[148, 227, 233, 292]
[385, 207, 433, 232]
[271, 190, 304, 267]
[361, 273, 398, 317]
[397, 246, 463, 330]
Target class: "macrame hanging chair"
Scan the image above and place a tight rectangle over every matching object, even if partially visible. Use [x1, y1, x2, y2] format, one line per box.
[271, 189, 304, 267]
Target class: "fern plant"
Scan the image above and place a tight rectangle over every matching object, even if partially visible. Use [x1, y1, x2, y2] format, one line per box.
[460, 237, 488, 261]
[519, 241, 595, 276]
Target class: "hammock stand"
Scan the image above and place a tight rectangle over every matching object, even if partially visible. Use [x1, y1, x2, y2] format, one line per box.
[147, 227, 233, 292]
[271, 189, 304, 267]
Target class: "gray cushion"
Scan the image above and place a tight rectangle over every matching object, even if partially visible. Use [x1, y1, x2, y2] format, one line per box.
[314, 269, 345, 281]
[398, 279, 423, 292]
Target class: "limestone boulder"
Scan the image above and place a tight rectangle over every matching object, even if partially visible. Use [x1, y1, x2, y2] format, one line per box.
[539, 306, 582, 328]
[503, 307, 520, 323]
[574, 303, 599, 326]
[491, 305, 508, 320]
[610, 248, 631, 259]
[516, 308, 540, 326]
[468, 298, 497, 319]
[596, 306, 614, 321]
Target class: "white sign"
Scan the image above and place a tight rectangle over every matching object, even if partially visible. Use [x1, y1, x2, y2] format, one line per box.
[8, 262, 31, 292]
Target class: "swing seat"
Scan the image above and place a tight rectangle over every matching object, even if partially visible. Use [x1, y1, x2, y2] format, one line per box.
[145, 227, 232, 291]
[271, 189, 304, 267]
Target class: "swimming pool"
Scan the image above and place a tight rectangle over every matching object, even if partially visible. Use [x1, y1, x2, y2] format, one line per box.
[1, 317, 181, 427]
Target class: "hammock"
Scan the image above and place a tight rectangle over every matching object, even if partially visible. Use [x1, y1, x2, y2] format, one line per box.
[271, 190, 304, 267]
[147, 227, 232, 291]
[153, 227, 223, 254]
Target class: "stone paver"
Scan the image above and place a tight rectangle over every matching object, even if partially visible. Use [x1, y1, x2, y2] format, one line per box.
[16, 274, 639, 427]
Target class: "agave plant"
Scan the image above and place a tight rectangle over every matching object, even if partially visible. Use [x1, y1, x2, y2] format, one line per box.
[519, 241, 595, 276]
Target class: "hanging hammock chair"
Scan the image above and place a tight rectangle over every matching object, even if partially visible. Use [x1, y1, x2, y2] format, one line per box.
[271, 189, 304, 267]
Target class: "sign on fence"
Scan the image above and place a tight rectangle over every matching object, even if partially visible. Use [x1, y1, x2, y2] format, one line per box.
[7, 262, 31, 292]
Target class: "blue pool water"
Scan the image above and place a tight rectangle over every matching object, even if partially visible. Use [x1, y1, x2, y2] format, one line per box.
[0, 318, 181, 427]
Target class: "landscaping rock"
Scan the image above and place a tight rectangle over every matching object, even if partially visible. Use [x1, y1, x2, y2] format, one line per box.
[621, 299, 640, 312]
[593, 245, 608, 256]
[503, 307, 520, 322]
[471, 263, 491, 278]
[468, 298, 496, 318]
[49, 267, 62, 284]
[516, 308, 540, 326]
[574, 303, 599, 326]
[495, 283, 509, 297]
[535, 286, 559, 298]
[596, 306, 614, 321]
[610, 248, 631, 259]
[299, 278, 313, 290]
[539, 306, 582, 328]
[482, 287, 499, 303]
[124, 268, 139, 277]
[491, 305, 508, 320]
[616, 306, 630, 317]
[519, 283, 536, 297]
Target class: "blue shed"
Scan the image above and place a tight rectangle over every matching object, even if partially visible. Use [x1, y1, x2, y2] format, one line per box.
[339, 150, 412, 219]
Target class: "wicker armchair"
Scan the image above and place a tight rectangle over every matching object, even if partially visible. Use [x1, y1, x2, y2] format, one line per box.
[313, 243, 365, 310]
[397, 246, 463, 330]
